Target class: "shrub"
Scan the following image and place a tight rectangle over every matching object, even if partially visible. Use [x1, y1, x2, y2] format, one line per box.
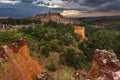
[60, 49, 78, 68]
[0, 29, 23, 44]
[46, 64, 56, 72]
[50, 40, 63, 53]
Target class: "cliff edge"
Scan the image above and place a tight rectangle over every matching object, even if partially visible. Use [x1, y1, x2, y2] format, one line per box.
[0, 39, 42, 80]
[73, 49, 120, 80]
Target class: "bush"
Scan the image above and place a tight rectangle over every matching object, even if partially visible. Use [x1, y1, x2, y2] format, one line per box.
[40, 43, 52, 57]
[60, 49, 78, 68]
[0, 29, 23, 44]
[50, 40, 63, 53]
[46, 64, 56, 72]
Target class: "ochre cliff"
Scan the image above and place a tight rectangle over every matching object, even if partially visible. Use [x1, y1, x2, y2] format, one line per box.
[74, 25, 86, 40]
[0, 39, 42, 80]
[73, 49, 120, 80]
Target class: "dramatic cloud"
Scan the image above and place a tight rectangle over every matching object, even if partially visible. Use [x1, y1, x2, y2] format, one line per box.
[81, 0, 113, 7]
[80, 0, 120, 12]
[58, 0, 120, 12]
[0, 0, 119, 18]
[61, 10, 120, 18]
[0, 2, 55, 18]
[1, 0, 120, 12]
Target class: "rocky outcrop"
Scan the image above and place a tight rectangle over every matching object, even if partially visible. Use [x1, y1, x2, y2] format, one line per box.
[34, 13, 72, 24]
[0, 39, 42, 80]
[74, 25, 86, 40]
[73, 49, 120, 80]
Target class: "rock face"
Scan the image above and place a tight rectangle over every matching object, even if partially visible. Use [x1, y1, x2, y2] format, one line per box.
[0, 39, 42, 80]
[73, 49, 120, 80]
[34, 13, 72, 24]
[74, 25, 86, 40]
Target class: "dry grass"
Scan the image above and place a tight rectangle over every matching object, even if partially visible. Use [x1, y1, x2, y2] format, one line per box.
[58, 67, 74, 80]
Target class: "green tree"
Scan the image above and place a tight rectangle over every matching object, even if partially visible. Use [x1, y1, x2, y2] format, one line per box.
[60, 48, 77, 67]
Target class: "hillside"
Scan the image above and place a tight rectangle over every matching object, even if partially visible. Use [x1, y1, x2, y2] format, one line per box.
[0, 15, 120, 80]
[32, 13, 73, 24]
[1, 40, 120, 80]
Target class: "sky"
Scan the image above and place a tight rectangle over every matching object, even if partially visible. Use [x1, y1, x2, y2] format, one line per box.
[0, 0, 120, 18]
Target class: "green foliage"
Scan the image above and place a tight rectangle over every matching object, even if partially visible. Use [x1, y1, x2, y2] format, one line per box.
[39, 40, 52, 57]
[60, 48, 77, 67]
[79, 26, 120, 60]
[50, 40, 63, 52]
[19, 21, 81, 57]
[0, 29, 23, 44]
[0, 18, 40, 25]
[0, 18, 119, 72]
[60, 48, 86, 69]
[46, 64, 56, 72]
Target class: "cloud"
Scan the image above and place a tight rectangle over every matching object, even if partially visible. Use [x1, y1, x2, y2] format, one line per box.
[21, 0, 35, 3]
[0, 2, 55, 18]
[0, 0, 119, 18]
[1, 0, 120, 12]
[0, 0, 38, 4]
[0, 0, 20, 4]
[80, 0, 112, 7]
[32, 1, 50, 6]
[61, 0, 79, 3]
[61, 10, 120, 18]
[81, 0, 120, 12]
[1, 0, 119, 13]
[61, 0, 120, 12]
[0, 0, 50, 5]
[61, 10, 80, 17]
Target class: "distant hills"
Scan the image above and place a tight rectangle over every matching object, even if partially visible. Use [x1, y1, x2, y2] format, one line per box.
[69, 16, 120, 21]
[0, 13, 120, 21]
[0, 16, 9, 19]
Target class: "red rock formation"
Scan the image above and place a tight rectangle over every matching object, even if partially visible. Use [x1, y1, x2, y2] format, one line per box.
[0, 39, 42, 80]
[73, 49, 120, 80]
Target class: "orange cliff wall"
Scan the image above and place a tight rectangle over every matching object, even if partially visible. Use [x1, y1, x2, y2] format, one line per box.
[74, 25, 86, 40]
[0, 39, 42, 80]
